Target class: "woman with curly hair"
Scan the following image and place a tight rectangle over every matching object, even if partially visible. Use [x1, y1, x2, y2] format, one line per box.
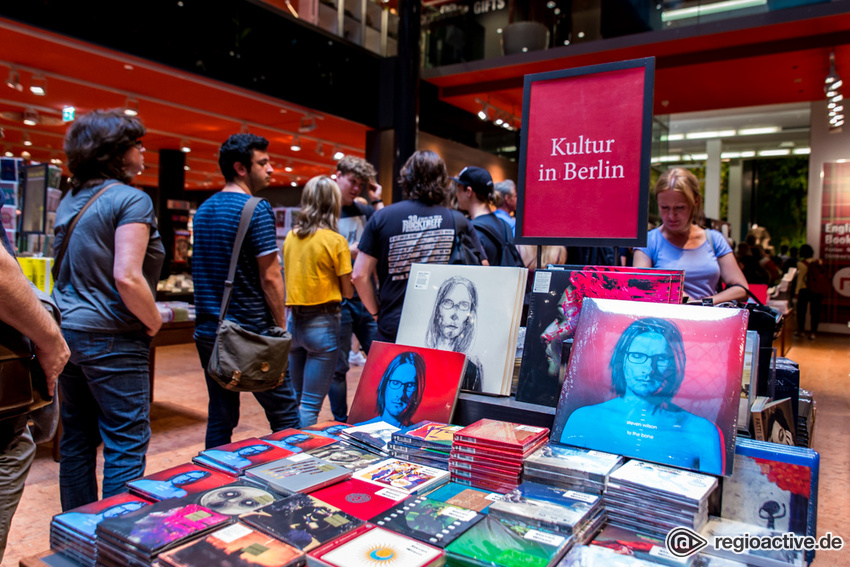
[352, 150, 485, 342]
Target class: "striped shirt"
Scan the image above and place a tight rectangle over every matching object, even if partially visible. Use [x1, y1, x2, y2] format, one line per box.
[192, 192, 279, 339]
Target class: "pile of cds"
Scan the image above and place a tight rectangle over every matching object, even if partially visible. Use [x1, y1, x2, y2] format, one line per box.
[389, 421, 463, 470]
[338, 421, 399, 456]
[605, 460, 718, 539]
[523, 442, 624, 495]
[449, 419, 549, 493]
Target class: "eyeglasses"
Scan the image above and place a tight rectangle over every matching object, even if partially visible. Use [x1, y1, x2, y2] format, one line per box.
[626, 352, 673, 371]
[440, 298, 471, 311]
[387, 379, 417, 394]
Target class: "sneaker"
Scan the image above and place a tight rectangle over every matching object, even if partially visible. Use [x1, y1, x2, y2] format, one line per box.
[809, 333, 816, 340]
[348, 350, 367, 366]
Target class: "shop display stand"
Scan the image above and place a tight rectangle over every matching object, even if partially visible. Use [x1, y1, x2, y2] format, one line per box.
[454, 392, 555, 429]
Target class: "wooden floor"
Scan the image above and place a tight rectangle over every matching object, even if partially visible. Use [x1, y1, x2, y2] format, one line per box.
[3, 334, 849, 566]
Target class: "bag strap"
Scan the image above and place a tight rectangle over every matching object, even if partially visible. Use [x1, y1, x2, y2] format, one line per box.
[725, 283, 764, 306]
[472, 218, 506, 255]
[218, 196, 263, 321]
[51, 181, 120, 280]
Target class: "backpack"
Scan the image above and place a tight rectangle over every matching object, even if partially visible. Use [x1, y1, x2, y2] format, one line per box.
[804, 259, 830, 295]
[472, 216, 524, 268]
[448, 211, 485, 266]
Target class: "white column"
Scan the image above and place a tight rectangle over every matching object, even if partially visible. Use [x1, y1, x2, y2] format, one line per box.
[728, 161, 743, 243]
[704, 139, 722, 221]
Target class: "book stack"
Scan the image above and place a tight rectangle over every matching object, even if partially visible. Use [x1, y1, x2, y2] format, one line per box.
[311, 478, 409, 520]
[95, 499, 231, 567]
[245, 453, 352, 494]
[309, 524, 444, 567]
[449, 418, 549, 493]
[50, 493, 152, 567]
[370, 495, 486, 548]
[523, 442, 624, 496]
[389, 420, 463, 470]
[240, 492, 364, 552]
[192, 438, 294, 476]
[445, 516, 574, 567]
[493, 480, 605, 544]
[605, 460, 718, 539]
[306, 440, 385, 472]
[126, 463, 236, 502]
[339, 420, 400, 456]
[353, 458, 450, 496]
[157, 523, 305, 567]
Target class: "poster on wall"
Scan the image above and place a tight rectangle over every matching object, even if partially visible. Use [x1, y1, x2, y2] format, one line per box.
[819, 161, 850, 327]
[515, 58, 654, 247]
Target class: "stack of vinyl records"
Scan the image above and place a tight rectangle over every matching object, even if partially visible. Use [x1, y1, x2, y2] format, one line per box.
[95, 499, 231, 567]
[605, 459, 718, 539]
[445, 516, 574, 567]
[50, 493, 151, 567]
[493, 480, 606, 544]
[449, 418, 549, 492]
[523, 442, 624, 495]
[389, 420, 463, 470]
[339, 420, 400, 456]
[192, 438, 294, 475]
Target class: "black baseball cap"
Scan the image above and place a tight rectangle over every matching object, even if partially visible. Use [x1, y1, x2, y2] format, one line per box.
[451, 166, 494, 199]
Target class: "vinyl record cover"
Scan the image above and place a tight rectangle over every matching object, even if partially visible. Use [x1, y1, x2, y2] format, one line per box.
[190, 480, 286, 517]
[516, 267, 685, 406]
[445, 516, 571, 567]
[303, 420, 353, 440]
[423, 482, 504, 513]
[370, 496, 485, 548]
[95, 500, 231, 554]
[197, 438, 295, 473]
[158, 522, 305, 567]
[309, 524, 444, 567]
[453, 419, 549, 453]
[393, 421, 463, 451]
[127, 463, 237, 501]
[307, 441, 384, 471]
[347, 342, 467, 428]
[240, 493, 363, 551]
[53, 493, 152, 538]
[310, 478, 409, 521]
[721, 438, 819, 562]
[395, 263, 527, 395]
[260, 429, 338, 453]
[245, 454, 351, 494]
[353, 458, 450, 495]
[551, 298, 747, 476]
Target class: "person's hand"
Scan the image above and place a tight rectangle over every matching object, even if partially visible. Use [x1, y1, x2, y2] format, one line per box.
[368, 181, 382, 203]
[146, 312, 163, 336]
[34, 337, 71, 397]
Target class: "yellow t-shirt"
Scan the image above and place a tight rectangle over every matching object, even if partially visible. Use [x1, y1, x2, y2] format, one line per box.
[283, 228, 352, 306]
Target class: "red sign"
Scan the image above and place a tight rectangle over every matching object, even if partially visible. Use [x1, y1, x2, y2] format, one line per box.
[516, 59, 654, 246]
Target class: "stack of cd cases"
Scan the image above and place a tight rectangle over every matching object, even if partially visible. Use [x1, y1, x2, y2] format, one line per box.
[523, 442, 624, 495]
[388, 420, 463, 470]
[604, 459, 718, 539]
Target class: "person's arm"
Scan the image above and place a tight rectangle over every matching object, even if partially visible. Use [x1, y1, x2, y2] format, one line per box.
[352, 252, 380, 319]
[701, 253, 749, 304]
[339, 273, 354, 299]
[632, 249, 653, 268]
[114, 223, 162, 336]
[257, 251, 287, 330]
[0, 247, 69, 395]
[368, 181, 384, 211]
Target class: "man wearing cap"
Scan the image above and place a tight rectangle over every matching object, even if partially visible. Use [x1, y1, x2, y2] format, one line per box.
[454, 166, 521, 267]
[493, 179, 517, 236]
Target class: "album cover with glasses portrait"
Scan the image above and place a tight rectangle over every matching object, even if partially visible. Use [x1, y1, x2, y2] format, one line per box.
[395, 263, 527, 396]
[551, 298, 748, 477]
[347, 341, 468, 428]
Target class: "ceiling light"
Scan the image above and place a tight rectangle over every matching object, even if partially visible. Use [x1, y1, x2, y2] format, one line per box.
[737, 127, 779, 136]
[180, 139, 191, 153]
[124, 97, 139, 116]
[689, 153, 708, 160]
[184, 165, 190, 171]
[4, 151, 13, 157]
[740, 151, 755, 158]
[685, 130, 736, 140]
[658, 155, 682, 162]
[291, 136, 301, 152]
[22, 133, 32, 146]
[721, 152, 742, 159]
[826, 52, 843, 131]
[291, 180, 298, 187]
[494, 117, 503, 126]
[5, 68, 22, 91]
[29, 74, 46, 96]
[284, 162, 293, 173]
[315, 141, 325, 156]
[332, 146, 344, 161]
[23, 107, 38, 126]
[478, 104, 488, 121]
[758, 149, 790, 156]
[299, 116, 317, 133]
[793, 148, 811, 155]
[661, 134, 684, 141]
[662, 0, 766, 21]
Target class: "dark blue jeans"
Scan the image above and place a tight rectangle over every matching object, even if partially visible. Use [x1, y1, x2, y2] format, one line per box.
[59, 329, 152, 511]
[195, 334, 300, 449]
[288, 310, 341, 427]
[330, 298, 376, 421]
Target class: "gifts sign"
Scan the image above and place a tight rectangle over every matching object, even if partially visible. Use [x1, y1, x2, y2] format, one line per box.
[516, 58, 654, 247]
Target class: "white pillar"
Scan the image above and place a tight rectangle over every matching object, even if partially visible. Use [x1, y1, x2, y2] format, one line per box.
[704, 139, 722, 221]
[728, 161, 743, 243]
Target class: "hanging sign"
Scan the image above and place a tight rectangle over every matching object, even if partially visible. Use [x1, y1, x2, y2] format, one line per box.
[515, 58, 655, 247]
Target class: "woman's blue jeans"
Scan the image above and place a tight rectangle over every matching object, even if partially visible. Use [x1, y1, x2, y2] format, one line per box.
[58, 329, 152, 511]
[288, 310, 341, 427]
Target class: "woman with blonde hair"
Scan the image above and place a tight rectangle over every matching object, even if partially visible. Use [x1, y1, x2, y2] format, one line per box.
[283, 175, 354, 426]
[633, 168, 747, 304]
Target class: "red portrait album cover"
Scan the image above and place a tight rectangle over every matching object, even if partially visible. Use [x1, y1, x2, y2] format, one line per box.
[127, 463, 237, 501]
[195, 438, 294, 474]
[261, 429, 338, 453]
[551, 298, 748, 477]
[347, 342, 467, 428]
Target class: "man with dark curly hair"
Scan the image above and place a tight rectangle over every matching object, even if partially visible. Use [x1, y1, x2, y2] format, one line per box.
[352, 150, 485, 342]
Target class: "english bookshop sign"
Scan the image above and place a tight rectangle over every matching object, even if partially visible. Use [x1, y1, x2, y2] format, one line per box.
[515, 58, 654, 247]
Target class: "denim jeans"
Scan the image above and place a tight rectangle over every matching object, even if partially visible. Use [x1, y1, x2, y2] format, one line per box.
[59, 329, 152, 511]
[288, 311, 341, 427]
[195, 334, 300, 449]
[330, 297, 376, 421]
